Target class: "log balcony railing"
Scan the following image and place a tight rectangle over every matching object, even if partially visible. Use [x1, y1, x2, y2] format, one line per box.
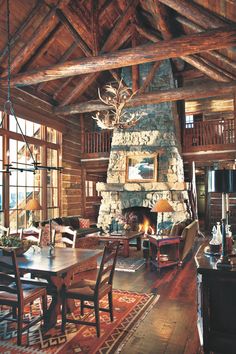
[183, 119, 235, 153]
[82, 130, 112, 158]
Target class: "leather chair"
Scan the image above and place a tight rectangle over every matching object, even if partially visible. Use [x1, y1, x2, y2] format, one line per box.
[61, 241, 119, 337]
[0, 249, 47, 346]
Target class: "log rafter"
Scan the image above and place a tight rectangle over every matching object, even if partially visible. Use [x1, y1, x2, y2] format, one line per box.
[54, 80, 236, 115]
[1, 0, 70, 77]
[59, 0, 138, 105]
[149, 1, 233, 82]
[4, 26, 236, 87]
[0, 1, 45, 62]
[175, 15, 236, 71]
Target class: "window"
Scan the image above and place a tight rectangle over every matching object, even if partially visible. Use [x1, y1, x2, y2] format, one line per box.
[9, 115, 41, 139]
[47, 148, 59, 218]
[0, 114, 61, 229]
[85, 180, 98, 197]
[185, 114, 194, 128]
[9, 140, 43, 229]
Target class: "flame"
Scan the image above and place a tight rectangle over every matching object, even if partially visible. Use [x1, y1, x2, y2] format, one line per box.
[138, 216, 155, 235]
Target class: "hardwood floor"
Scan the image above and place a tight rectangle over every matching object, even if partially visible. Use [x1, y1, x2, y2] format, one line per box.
[113, 241, 203, 354]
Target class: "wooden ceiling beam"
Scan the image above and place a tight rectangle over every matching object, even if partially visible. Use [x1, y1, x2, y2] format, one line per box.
[5, 26, 236, 87]
[181, 55, 233, 82]
[56, 8, 92, 56]
[54, 81, 236, 115]
[59, 0, 138, 105]
[152, 1, 233, 82]
[158, 0, 232, 29]
[91, 0, 99, 55]
[21, 22, 64, 73]
[54, 80, 236, 115]
[61, 3, 93, 48]
[59, 25, 132, 105]
[175, 15, 236, 71]
[1, 0, 70, 76]
[0, 1, 44, 62]
[131, 36, 139, 92]
[37, 42, 77, 93]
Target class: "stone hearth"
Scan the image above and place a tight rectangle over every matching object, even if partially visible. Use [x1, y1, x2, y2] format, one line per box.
[97, 61, 190, 230]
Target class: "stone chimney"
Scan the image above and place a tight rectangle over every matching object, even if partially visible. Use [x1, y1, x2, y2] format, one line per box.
[97, 61, 190, 230]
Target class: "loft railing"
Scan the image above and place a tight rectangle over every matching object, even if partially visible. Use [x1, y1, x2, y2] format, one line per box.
[82, 130, 112, 155]
[183, 119, 235, 152]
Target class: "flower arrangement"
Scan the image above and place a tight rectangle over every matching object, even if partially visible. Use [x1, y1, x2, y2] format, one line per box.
[116, 211, 138, 231]
[0, 234, 32, 256]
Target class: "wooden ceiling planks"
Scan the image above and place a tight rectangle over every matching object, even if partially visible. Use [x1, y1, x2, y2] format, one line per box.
[0, 0, 235, 117]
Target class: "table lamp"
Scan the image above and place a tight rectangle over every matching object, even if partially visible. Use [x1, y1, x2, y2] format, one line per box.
[25, 198, 42, 226]
[208, 169, 236, 268]
[151, 199, 174, 235]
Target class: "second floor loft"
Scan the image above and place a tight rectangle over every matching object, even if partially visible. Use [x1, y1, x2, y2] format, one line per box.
[81, 117, 236, 159]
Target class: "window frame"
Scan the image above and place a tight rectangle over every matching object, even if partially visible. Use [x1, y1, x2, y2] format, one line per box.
[0, 113, 61, 229]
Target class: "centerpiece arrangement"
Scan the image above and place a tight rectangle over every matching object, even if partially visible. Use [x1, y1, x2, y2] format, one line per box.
[0, 234, 32, 256]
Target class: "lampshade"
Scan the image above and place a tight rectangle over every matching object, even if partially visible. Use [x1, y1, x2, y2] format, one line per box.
[208, 170, 236, 193]
[25, 198, 42, 211]
[151, 199, 174, 213]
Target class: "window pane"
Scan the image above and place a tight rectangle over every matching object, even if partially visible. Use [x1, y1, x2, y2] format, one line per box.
[18, 187, 26, 208]
[47, 127, 57, 143]
[9, 210, 17, 230]
[18, 210, 26, 229]
[26, 120, 34, 137]
[9, 187, 17, 209]
[9, 115, 17, 132]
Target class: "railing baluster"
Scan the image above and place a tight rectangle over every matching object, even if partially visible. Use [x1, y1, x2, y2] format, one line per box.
[183, 118, 234, 152]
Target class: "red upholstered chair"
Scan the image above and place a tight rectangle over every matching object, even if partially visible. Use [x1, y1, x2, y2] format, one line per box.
[0, 249, 47, 346]
[61, 241, 119, 337]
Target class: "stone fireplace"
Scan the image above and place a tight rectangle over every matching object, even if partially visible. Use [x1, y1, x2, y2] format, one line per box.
[97, 61, 190, 231]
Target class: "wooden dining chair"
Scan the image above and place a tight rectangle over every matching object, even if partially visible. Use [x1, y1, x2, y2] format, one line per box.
[0, 225, 10, 237]
[61, 241, 119, 337]
[20, 226, 42, 246]
[0, 249, 47, 346]
[53, 226, 77, 248]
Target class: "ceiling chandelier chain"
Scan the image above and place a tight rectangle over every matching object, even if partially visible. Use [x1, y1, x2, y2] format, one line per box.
[0, 0, 62, 174]
[92, 79, 147, 130]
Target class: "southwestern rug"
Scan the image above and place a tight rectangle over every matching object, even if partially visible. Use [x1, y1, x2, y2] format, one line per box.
[0, 290, 159, 354]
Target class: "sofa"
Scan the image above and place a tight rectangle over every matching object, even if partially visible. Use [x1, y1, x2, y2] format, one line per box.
[168, 219, 199, 264]
[34, 215, 100, 248]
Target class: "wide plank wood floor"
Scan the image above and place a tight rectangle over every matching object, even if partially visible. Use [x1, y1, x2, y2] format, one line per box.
[113, 241, 204, 354]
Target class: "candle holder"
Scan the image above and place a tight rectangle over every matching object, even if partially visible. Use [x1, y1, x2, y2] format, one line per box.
[47, 219, 55, 258]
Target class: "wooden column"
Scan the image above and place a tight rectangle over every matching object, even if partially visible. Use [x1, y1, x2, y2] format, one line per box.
[132, 36, 139, 93]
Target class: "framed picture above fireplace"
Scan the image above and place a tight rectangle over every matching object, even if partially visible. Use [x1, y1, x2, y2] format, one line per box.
[126, 154, 158, 182]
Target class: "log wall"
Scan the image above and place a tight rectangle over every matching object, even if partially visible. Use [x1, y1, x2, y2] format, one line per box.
[61, 115, 82, 217]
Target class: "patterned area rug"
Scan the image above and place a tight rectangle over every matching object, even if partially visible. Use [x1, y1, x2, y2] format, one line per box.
[0, 290, 159, 354]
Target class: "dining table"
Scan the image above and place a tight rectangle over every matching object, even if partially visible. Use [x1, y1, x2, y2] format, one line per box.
[0, 246, 102, 331]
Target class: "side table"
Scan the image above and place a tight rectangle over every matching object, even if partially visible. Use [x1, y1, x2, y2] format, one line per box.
[149, 235, 180, 270]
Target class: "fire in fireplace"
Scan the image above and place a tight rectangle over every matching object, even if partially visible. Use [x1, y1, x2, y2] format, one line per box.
[122, 206, 156, 235]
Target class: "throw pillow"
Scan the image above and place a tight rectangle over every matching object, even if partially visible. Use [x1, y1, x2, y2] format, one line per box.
[80, 218, 90, 228]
